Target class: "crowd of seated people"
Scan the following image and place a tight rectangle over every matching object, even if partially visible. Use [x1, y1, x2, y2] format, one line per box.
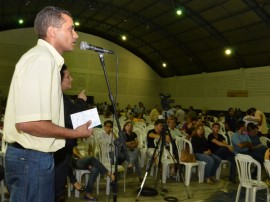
[65, 112, 270, 196]
[2, 89, 270, 193]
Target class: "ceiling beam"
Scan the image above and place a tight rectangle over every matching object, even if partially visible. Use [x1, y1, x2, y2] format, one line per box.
[243, 0, 270, 27]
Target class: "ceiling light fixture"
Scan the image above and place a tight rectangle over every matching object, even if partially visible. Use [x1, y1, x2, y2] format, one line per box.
[225, 48, 232, 56]
[162, 62, 167, 68]
[18, 19, 24, 24]
[176, 8, 182, 16]
[121, 35, 127, 41]
[75, 21, 80, 26]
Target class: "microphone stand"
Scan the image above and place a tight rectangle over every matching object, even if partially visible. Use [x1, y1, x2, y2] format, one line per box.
[96, 52, 129, 202]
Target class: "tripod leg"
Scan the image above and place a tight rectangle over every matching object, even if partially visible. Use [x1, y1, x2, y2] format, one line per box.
[136, 172, 149, 200]
[136, 147, 160, 200]
[177, 164, 192, 199]
[165, 146, 192, 199]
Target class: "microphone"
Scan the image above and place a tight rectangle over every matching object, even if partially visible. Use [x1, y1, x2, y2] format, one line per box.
[79, 41, 115, 54]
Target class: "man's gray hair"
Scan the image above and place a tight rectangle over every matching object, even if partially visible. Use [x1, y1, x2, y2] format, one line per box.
[34, 6, 71, 39]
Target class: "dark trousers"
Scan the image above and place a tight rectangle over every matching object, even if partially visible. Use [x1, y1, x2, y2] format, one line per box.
[75, 157, 108, 194]
[214, 146, 236, 180]
[54, 147, 73, 200]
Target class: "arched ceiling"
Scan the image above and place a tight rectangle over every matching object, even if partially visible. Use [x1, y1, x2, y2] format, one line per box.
[1, 0, 270, 78]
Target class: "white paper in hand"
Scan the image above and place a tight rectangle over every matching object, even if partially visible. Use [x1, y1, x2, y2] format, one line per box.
[70, 108, 101, 129]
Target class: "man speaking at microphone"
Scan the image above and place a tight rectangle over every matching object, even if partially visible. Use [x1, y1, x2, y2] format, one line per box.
[3, 6, 92, 202]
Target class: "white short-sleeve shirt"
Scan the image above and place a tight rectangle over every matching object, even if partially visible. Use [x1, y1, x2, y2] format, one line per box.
[3, 39, 65, 152]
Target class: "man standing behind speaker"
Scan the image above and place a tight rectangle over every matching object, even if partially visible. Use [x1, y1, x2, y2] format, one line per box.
[3, 6, 92, 202]
[246, 107, 269, 136]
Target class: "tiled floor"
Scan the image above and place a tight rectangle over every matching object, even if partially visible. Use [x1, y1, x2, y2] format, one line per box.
[65, 168, 240, 202]
[2, 165, 269, 201]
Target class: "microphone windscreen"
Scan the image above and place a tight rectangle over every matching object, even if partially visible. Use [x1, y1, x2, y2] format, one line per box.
[79, 41, 88, 50]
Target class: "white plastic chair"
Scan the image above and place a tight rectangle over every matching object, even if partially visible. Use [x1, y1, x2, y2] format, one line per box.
[264, 160, 270, 181]
[215, 159, 230, 181]
[161, 142, 176, 184]
[203, 126, 212, 139]
[227, 131, 234, 146]
[98, 140, 126, 195]
[175, 138, 206, 186]
[67, 169, 92, 198]
[134, 122, 146, 130]
[92, 128, 105, 158]
[218, 122, 226, 135]
[235, 154, 269, 202]
[260, 136, 270, 147]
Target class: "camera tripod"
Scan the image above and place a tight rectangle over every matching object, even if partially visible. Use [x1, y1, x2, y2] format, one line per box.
[136, 95, 191, 200]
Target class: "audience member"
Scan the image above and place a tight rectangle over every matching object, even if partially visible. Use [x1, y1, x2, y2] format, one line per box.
[246, 107, 269, 136]
[187, 106, 197, 119]
[185, 126, 197, 140]
[232, 121, 264, 168]
[138, 102, 146, 114]
[98, 120, 117, 142]
[72, 143, 115, 201]
[265, 148, 270, 161]
[164, 105, 175, 119]
[123, 121, 143, 182]
[208, 123, 236, 183]
[243, 112, 258, 127]
[147, 119, 171, 159]
[97, 120, 126, 165]
[149, 106, 162, 122]
[133, 113, 145, 123]
[125, 104, 132, 115]
[54, 64, 89, 201]
[246, 122, 267, 155]
[195, 116, 204, 127]
[167, 117, 183, 139]
[225, 108, 237, 132]
[174, 105, 185, 124]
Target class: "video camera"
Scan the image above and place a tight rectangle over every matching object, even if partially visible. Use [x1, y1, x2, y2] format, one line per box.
[159, 93, 174, 111]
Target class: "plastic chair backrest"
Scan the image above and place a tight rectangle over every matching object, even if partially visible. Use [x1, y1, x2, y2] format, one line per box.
[235, 154, 261, 188]
[162, 142, 174, 160]
[203, 126, 212, 138]
[134, 122, 146, 129]
[175, 137, 184, 152]
[98, 140, 112, 164]
[264, 160, 270, 179]
[219, 122, 226, 135]
[260, 136, 270, 147]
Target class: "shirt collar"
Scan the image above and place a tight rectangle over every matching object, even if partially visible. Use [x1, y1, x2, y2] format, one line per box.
[37, 39, 64, 70]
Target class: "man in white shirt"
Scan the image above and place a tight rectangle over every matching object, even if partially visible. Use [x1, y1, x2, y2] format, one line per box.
[175, 105, 185, 124]
[3, 6, 92, 202]
[167, 117, 183, 139]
